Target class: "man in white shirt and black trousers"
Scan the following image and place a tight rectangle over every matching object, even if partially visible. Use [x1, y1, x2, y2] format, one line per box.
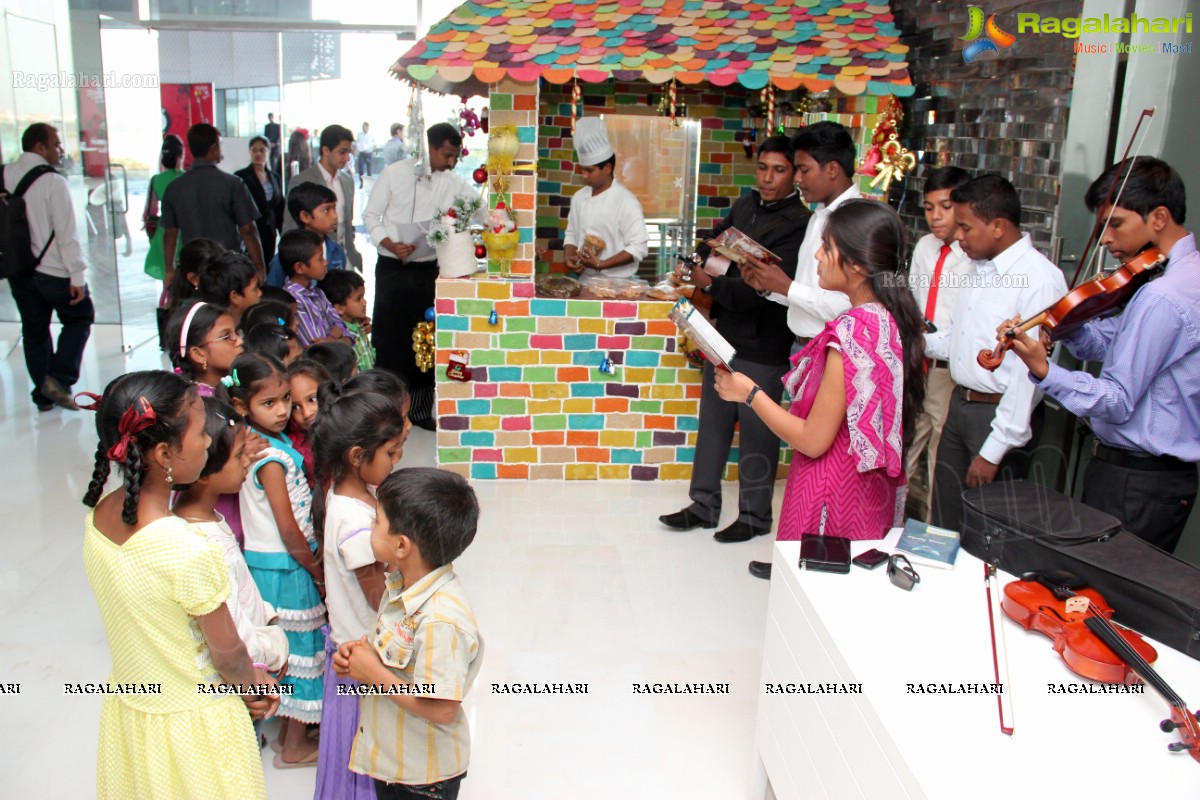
[364, 122, 483, 430]
[925, 174, 1067, 531]
[4, 123, 93, 412]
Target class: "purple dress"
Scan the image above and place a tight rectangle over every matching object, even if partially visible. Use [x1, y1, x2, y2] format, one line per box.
[777, 304, 906, 541]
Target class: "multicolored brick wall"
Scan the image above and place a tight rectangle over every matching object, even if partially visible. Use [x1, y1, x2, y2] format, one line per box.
[536, 80, 760, 273]
[435, 278, 711, 480]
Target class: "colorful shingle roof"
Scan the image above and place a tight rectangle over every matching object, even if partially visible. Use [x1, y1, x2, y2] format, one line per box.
[393, 0, 913, 96]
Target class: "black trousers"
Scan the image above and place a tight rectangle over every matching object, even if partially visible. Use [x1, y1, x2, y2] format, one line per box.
[688, 359, 788, 531]
[9, 271, 94, 406]
[1081, 455, 1197, 553]
[374, 773, 463, 800]
[930, 393, 1044, 532]
[373, 255, 436, 418]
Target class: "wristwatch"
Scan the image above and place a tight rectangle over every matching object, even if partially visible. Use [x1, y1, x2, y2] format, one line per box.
[745, 385, 762, 406]
[701, 283, 713, 295]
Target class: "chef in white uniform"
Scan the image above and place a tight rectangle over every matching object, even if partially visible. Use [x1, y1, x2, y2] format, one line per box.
[563, 118, 648, 279]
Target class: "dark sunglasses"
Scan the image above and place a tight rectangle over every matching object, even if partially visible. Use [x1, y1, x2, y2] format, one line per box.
[888, 554, 921, 591]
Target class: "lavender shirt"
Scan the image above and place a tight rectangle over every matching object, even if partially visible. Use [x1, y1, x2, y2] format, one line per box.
[1033, 233, 1200, 461]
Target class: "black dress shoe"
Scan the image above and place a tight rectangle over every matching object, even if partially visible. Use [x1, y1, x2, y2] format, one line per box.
[658, 508, 716, 531]
[713, 520, 770, 543]
[748, 561, 772, 580]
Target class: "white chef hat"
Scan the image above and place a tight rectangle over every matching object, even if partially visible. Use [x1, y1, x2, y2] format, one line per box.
[574, 118, 614, 166]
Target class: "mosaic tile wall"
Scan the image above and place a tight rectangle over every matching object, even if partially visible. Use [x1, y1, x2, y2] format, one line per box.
[891, 0, 1084, 254]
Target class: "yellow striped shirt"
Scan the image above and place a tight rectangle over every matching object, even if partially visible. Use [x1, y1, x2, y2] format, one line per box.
[350, 564, 483, 784]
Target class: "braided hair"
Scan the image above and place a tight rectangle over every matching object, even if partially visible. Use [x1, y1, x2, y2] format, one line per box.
[82, 371, 196, 525]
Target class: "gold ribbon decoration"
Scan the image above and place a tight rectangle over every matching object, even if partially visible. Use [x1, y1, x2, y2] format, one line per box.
[870, 134, 916, 193]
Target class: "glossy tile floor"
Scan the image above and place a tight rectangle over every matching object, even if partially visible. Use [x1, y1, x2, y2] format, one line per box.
[1, 324, 781, 800]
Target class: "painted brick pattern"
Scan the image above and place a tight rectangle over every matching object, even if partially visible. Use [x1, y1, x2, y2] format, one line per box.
[435, 278, 784, 482]
[485, 78, 540, 276]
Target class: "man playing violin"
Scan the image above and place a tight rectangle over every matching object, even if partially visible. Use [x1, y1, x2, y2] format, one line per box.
[1002, 157, 1199, 553]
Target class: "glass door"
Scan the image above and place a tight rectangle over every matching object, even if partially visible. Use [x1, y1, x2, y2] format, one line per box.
[99, 17, 161, 353]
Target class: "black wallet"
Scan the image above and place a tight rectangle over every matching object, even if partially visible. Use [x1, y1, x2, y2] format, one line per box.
[799, 533, 852, 574]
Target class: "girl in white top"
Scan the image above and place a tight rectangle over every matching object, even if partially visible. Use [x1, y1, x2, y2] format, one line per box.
[226, 351, 326, 767]
[309, 380, 411, 799]
[173, 396, 289, 673]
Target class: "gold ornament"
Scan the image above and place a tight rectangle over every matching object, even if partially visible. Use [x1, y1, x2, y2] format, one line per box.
[412, 320, 435, 372]
[870, 134, 916, 194]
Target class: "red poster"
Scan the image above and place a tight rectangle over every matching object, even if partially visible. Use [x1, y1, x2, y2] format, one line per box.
[79, 82, 107, 179]
[160, 83, 213, 170]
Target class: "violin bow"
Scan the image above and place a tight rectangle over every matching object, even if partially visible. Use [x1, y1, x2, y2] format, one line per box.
[984, 564, 1015, 736]
[1070, 107, 1155, 288]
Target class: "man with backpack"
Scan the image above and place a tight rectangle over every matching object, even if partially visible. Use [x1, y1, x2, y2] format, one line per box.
[2, 123, 92, 412]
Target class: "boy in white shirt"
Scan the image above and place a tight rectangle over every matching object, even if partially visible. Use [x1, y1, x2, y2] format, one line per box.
[905, 165, 972, 521]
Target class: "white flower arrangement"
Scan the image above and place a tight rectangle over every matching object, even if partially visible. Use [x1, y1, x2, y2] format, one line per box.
[427, 194, 484, 246]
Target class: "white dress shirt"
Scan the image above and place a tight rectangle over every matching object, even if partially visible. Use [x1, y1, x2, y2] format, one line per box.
[3, 152, 87, 286]
[356, 130, 375, 154]
[363, 159, 482, 261]
[317, 161, 344, 243]
[768, 183, 859, 336]
[924, 234, 1068, 464]
[564, 179, 649, 279]
[909, 233, 970, 333]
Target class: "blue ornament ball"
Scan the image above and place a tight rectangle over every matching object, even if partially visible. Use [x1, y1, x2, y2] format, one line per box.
[424, 307, 436, 322]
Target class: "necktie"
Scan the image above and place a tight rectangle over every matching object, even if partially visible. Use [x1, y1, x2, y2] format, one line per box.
[922, 245, 952, 374]
[924, 244, 952, 323]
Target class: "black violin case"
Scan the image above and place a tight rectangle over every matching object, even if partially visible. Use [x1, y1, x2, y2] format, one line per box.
[960, 480, 1200, 660]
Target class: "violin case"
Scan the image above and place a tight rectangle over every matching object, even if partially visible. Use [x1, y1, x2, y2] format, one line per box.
[960, 480, 1200, 660]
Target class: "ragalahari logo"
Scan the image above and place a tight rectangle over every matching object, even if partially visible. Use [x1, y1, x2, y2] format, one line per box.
[960, 7, 1017, 63]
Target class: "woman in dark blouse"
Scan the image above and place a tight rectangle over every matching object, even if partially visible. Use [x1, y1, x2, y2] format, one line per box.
[235, 136, 285, 264]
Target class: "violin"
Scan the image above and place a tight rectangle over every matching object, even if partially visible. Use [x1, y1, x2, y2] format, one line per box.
[978, 107, 1161, 372]
[1004, 571, 1200, 762]
[976, 246, 1166, 370]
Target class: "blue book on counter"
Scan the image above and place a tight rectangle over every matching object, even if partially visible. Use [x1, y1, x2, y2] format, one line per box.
[895, 518, 961, 570]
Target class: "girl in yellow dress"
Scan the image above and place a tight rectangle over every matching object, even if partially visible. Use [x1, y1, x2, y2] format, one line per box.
[81, 371, 278, 799]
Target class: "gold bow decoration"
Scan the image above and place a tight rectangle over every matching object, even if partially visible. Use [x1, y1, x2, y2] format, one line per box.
[870, 134, 916, 193]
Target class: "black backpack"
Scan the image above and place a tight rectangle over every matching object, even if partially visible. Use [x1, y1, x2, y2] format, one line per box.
[0, 164, 58, 280]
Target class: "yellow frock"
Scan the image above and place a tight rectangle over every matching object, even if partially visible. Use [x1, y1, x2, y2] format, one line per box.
[83, 507, 266, 800]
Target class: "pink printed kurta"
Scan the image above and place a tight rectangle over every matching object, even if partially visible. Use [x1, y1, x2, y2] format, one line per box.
[777, 303, 906, 541]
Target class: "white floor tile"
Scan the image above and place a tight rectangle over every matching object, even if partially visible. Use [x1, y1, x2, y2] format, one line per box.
[1, 323, 780, 799]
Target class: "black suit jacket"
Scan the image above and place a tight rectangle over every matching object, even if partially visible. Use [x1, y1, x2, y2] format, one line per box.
[235, 165, 284, 235]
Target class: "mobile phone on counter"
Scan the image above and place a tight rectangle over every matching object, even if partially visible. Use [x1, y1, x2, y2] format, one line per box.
[852, 549, 890, 570]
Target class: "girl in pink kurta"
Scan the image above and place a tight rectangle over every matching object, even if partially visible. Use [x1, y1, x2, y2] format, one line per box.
[776, 303, 907, 540]
[717, 200, 927, 577]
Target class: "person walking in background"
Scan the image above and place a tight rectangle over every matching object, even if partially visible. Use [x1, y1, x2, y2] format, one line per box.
[236, 136, 285, 264]
[160, 123, 265, 282]
[287, 129, 312, 177]
[143, 134, 184, 309]
[264, 112, 281, 174]
[381, 123, 408, 167]
[355, 122, 375, 189]
[4, 122, 94, 412]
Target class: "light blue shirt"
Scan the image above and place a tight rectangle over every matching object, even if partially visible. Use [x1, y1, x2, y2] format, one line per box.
[1034, 233, 1200, 461]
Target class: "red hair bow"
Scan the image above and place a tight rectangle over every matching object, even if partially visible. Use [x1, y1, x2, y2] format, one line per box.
[106, 396, 157, 463]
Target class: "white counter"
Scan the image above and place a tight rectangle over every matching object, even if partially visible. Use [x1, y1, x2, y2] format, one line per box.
[752, 531, 1200, 799]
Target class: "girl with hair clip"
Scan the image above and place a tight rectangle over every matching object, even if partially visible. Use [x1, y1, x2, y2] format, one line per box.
[172, 396, 289, 674]
[80, 371, 276, 799]
[166, 300, 243, 397]
[287, 358, 333, 492]
[310, 386, 411, 799]
[225, 352, 326, 767]
[715, 200, 927, 579]
[240, 299, 298, 336]
[167, 238, 227, 310]
[242, 322, 302, 365]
